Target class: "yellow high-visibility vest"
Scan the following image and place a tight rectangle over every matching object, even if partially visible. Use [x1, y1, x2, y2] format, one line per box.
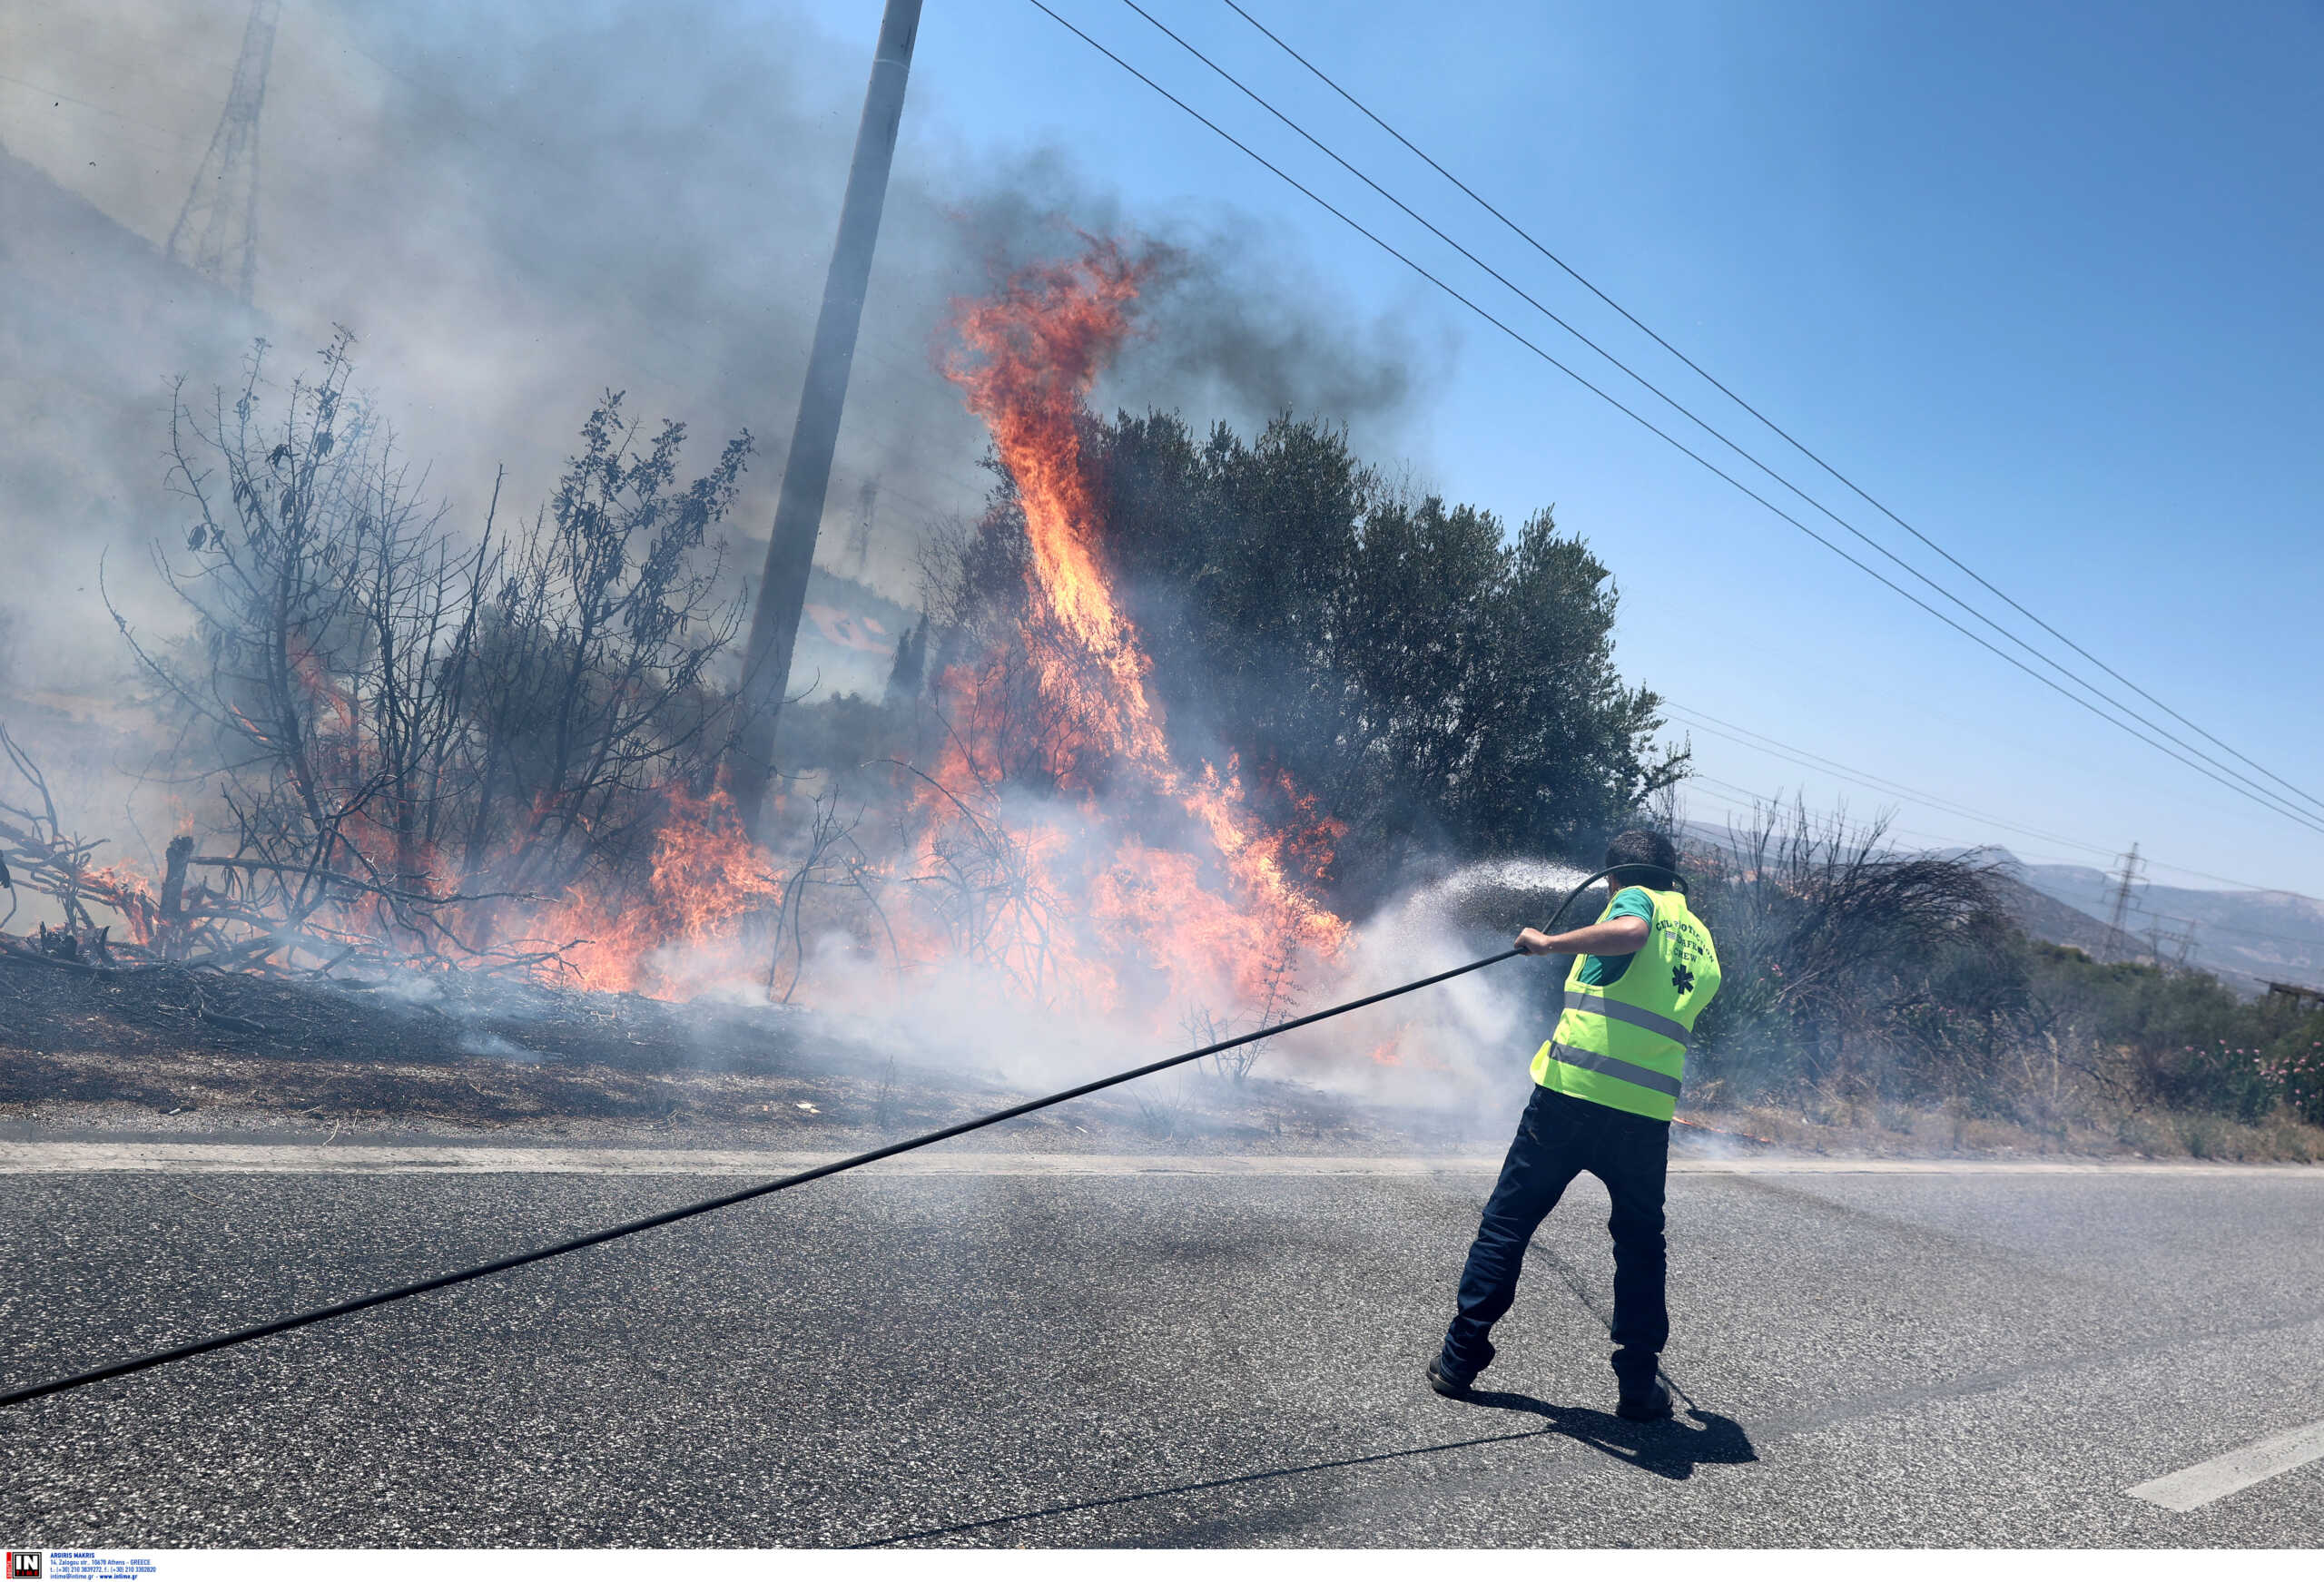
[1530, 885, 1721, 1122]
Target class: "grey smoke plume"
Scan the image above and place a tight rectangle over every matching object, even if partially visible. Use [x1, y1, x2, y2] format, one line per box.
[0, 0, 1441, 714]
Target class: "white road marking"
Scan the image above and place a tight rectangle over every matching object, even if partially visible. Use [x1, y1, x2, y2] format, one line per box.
[2128, 1418, 2324, 1511]
[0, 1142, 2319, 1177]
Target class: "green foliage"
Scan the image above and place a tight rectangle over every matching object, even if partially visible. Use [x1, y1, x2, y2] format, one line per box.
[1088, 409, 1679, 907]
[2024, 943, 2324, 1125]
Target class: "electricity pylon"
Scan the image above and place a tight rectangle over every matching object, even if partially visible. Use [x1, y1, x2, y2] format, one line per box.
[846, 477, 881, 575]
[166, 0, 281, 303]
[2103, 842, 2146, 962]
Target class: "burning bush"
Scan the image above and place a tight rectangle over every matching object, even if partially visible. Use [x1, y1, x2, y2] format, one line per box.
[1085, 411, 1683, 912]
[82, 331, 757, 983]
[16, 242, 1677, 1074]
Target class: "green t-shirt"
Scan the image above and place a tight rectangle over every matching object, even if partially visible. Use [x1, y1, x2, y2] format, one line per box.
[1575, 886, 1657, 987]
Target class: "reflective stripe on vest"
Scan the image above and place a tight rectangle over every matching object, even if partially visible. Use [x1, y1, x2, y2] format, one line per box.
[1561, 988, 1691, 1046]
[1544, 1040, 1684, 1098]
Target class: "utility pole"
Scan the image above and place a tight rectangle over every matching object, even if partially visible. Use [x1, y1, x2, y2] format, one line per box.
[2103, 842, 2145, 962]
[727, 0, 923, 839]
[167, 0, 281, 303]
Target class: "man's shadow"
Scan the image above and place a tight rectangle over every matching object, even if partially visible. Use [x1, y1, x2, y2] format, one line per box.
[854, 1390, 1758, 1544]
[1454, 1384, 1758, 1481]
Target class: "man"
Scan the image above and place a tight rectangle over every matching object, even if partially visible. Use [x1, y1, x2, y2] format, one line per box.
[1427, 828, 1721, 1421]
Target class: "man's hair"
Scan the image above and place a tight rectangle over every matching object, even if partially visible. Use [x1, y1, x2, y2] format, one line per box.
[1603, 828, 1679, 892]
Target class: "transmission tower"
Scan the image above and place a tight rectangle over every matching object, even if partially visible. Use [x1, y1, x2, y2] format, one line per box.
[2103, 842, 2146, 961]
[845, 477, 881, 576]
[166, 0, 281, 303]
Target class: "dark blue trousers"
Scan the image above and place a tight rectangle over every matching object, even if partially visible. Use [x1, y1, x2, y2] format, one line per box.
[1441, 1083, 1670, 1388]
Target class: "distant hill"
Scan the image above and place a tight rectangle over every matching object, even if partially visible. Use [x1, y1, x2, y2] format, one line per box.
[2009, 859, 2324, 995]
[1987, 866, 2125, 959]
[1670, 817, 2319, 996]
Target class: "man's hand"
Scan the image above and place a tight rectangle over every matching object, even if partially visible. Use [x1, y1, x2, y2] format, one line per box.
[1514, 927, 1556, 955]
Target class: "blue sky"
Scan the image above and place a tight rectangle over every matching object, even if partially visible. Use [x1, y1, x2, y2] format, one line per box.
[794, 0, 2324, 895]
[5, 0, 2314, 898]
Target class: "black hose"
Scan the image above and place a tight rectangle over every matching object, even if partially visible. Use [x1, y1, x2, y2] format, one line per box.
[0, 861, 1655, 1410]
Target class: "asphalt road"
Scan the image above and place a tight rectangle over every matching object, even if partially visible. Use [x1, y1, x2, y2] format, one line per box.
[4, 1146, 2323, 1548]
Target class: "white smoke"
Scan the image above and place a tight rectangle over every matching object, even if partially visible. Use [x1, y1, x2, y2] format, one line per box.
[745, 856, 1602, 1135]
[0, 0, 1442, 896]
[1272, 859, 1600, 1111]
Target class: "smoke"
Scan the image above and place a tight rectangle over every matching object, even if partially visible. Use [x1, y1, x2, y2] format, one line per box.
[0, 0, 1438, 711]
[1286, 859, 1600, 1113]
[760, 854, 1598, 1133]
[954, 152, 1429, 427]
[0, 0, 1479, 1084]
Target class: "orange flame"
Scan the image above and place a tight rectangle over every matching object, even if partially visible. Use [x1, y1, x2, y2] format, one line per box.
[933, 240, 1347, 1018]
[538, 783, 780, 996]
[56, 241, 1348, 1017]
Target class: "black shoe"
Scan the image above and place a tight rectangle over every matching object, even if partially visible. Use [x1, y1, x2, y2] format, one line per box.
[1426, 1355, 1475, 1399]
[1616, 1379, 1672, 1421]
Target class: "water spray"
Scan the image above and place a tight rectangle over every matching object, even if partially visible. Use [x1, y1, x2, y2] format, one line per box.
[0, 864, 1679, 1410]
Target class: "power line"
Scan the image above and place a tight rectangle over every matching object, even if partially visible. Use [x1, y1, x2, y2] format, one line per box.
[300, 7, 2324, 841]
[1664, 701, 2323, 899]
[2142, 915, 2324, 952]
[1675, 773, 2324, 955]
[1024, 0, 2324, 840]
[1679, 772, 2049, 862]
[0, 942, 1527, 1409]
[1111, 0, 2324, 835]
[42, 12, 2318, 837]
[1216, 0, 2324, 828]
[0, 108, 183, 165]
[1681, 771, 2101, 870]
[1663, 704, 2122, 860]
[0, 72, 208, 144]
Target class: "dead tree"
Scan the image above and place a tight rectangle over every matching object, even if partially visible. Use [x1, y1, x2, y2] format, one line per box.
[0, 723, 162, 951]
[108, 335, 523, 971]
[879, 751, 1070, 1006]
[764, 787, 897, 1004]
[1689, 798, 2007, 1113]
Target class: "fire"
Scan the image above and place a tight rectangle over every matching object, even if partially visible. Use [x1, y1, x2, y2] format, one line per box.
[943, 242, 1171, 769]
[540, 782, 780, 996]
[929, 240, 1348, 1020]
[30, 241, 1346, 1032]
